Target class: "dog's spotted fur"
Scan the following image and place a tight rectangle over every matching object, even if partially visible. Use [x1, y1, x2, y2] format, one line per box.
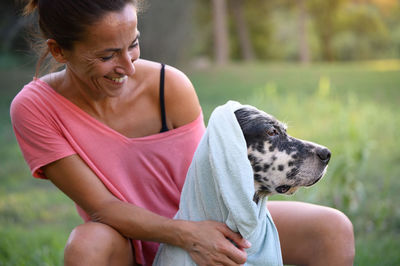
[235, 106, 331, 203]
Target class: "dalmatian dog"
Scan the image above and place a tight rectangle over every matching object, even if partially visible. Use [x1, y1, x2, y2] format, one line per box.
[234, 106, 331, 203]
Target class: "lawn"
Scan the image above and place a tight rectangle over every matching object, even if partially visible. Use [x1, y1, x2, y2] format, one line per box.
[1, 61, 399, 265]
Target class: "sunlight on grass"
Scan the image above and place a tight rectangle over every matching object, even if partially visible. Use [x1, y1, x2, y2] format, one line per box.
[364, 59, 400, 72]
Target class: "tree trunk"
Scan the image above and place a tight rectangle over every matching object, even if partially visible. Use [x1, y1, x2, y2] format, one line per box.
[230, 0, 255, 61]
[297, 0, 310, 64]
[212, 0, 230, 65]
[321, 31, 334, 61]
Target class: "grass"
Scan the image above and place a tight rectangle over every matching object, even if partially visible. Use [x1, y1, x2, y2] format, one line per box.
[189, 61, 400, 265]
[0, 67, 82, 265]
[1, 60, 399, 265]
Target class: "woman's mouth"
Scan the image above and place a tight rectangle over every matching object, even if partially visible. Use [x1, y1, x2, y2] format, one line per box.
[104, 75, 127, 84]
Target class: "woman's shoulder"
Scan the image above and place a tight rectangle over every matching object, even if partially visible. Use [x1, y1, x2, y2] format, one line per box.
[10, 79, 51, 130]
[136, 59, 201, 128]
[10, 78, 44, 114]
[134, 59, 192, 86]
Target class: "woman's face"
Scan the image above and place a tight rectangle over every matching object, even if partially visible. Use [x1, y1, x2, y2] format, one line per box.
[63, 4, 140, 98]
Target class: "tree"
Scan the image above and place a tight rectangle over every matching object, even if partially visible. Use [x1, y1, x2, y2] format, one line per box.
[230, 0, 255, 61]
[297, 0, 310, 64]
[308, 0, 347, 61]
[212, 0, 230, 64]
[273, 0, 311, 62]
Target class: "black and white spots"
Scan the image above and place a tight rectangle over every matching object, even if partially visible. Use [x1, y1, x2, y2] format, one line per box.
[235, 106, 331, 202]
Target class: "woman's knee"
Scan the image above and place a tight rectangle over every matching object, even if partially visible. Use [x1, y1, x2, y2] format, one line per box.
[64, 222, 135, 266]
[268, 201, 355, 266]
[316, 207, 355, 264]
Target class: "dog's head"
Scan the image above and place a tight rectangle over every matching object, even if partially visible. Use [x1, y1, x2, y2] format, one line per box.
[234, 106, 330, 202]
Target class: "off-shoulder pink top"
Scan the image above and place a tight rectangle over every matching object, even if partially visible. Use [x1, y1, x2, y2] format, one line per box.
[10, 78, 206, 265]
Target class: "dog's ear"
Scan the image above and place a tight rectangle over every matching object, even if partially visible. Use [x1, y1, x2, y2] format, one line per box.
[234, 108, 253, 134]
[235, 108, 268, 146]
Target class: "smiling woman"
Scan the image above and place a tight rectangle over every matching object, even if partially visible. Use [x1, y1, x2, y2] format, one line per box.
[45, 5, 140, 100]
[11, 0, 221, 265]
[24, 0, 139, 75]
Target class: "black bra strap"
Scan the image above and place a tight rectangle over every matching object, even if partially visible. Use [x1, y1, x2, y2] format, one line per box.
[159, 63, 169, 133]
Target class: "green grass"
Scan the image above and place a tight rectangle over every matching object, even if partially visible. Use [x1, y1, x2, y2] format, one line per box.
[0, 67, 82, 266]
[189, 61, 400, 265]
[1, 60, 399, 265]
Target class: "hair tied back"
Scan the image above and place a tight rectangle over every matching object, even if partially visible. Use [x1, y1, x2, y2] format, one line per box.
[23, 0, 39, 16]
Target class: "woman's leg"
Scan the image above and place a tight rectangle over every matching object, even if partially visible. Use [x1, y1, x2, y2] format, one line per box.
[267, 201, 355, 266]
[64, 221, 137, 266]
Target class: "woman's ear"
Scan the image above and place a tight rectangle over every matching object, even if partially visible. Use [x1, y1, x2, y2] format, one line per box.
[47, 39, 67, 63]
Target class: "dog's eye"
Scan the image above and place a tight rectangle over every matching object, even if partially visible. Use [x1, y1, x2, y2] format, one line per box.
[267, 128, 278, 137]
[276, 185, 291, 194]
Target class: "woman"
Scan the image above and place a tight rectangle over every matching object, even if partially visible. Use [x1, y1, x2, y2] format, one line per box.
[11, 0, 355, 265]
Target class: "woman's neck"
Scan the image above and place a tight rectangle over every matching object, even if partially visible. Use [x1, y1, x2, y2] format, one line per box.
[45, 68, 123, 119]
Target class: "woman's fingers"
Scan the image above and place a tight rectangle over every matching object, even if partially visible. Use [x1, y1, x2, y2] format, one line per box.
[218, 223, 252, 250]
[181, 220, 249, 265]
[220, 238, 248, 265]
[216, 224, 250, 264]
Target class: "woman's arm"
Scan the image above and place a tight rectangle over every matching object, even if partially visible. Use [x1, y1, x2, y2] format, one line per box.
[43, 154, 250, 265]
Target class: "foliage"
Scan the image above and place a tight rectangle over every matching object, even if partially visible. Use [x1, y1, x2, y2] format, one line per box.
[191, 0, 400, 62]
[333, 3, 391, 60]
[2, 0, 400, 63]
[307, 0, 348, 61]
[235, 1, 273, 60]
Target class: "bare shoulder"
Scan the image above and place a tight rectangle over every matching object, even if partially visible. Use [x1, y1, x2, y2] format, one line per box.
[135, 59, 201, 128]
[163, 64, 201, 128]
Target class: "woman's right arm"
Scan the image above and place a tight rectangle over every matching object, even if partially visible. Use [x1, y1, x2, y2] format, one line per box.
[42, 154, 250, 265]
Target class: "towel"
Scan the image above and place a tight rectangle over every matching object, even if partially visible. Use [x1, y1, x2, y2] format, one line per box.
[153, 101, 283, 265]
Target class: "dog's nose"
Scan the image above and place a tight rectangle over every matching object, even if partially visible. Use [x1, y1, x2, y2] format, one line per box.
[317, 148, 331, 164]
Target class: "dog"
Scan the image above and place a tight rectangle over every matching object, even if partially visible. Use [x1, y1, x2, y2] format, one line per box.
[154, 102, 330, 265]
[234, 106, 331, 203]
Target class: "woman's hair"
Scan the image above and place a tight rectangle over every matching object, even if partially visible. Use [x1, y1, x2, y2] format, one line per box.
[22, 0, 139, 76]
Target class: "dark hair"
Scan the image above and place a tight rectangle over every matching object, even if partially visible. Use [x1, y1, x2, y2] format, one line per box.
[22, 0, 139, 76]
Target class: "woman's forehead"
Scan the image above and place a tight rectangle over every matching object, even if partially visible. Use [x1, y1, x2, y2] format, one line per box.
[100, 4, 137, 28]
[78, 5, 138, 50]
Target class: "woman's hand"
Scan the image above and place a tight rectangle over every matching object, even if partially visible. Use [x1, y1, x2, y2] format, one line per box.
[177, 220, 251, 266]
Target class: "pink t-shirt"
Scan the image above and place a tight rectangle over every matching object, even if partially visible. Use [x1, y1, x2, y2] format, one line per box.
[10, 78, 206, 265]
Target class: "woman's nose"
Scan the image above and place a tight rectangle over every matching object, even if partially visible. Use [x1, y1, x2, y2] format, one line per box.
[116, 52, 136, 76]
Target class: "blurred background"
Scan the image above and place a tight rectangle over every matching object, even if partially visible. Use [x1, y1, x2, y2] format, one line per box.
[1, 0, 399, 265]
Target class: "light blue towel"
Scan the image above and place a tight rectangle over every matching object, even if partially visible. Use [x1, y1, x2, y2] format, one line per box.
[153, 101, 283, 266]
